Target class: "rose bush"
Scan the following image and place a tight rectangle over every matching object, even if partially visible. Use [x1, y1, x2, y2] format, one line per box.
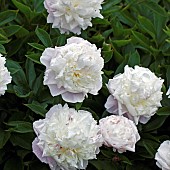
[105, 65, 164, 125]
[33, 104, 103, 170]
[40, 37, 104, 103]
[44, 0, 103, 34]
[0, 0, 169, 170]
[99, 115, 140, 153]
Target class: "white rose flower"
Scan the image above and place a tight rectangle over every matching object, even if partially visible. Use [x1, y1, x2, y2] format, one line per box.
[105, 65, 164, 125]
[32, 104, 103, 170]
[155, 140, 170, 170]
[44, 0, 104, 35]
[40, 37, 104, 103]
[0, 54, 12, 96]
[166, 86, 170, 98]
[99, 115, 140, 153]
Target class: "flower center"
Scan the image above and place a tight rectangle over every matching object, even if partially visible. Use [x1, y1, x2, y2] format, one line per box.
[73, 72, 80, 78]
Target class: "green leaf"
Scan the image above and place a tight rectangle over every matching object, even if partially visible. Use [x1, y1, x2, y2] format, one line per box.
[3, 25, 22, 37]
[114, 58, 128, 75]
[33, 0, 45, 13]
[164, 26, 170, 37]
[153, 8, 168, 41]
[142, 139, 158, 158]
[141, 55, 152, 67]
[10, 133, 34, 150]
[0, 30, 9, 44]
[90, 160, 118, 170]
[138, 15, 156, 40]
[166, 66, 170, 86]
[6, 59, 22, 75]
[103, 50, 113, 63]
[4, 157, 23, 170]
[75, 102, 82, 110]
[156, 107, 170, 116]
[143, 1, 167, 17]
[6, 60, 28, 86]
[112, 39, 132, 47]
[15, 27, 29, 38]
[131, 31, 150, 51]
[113, 48, 124, 64]
[103, 69, 114, 76]
[0, 10, 18, 26]
[7, 121, 33, 133]
[101, 149, 114, 158]
[119, 154, 132, 165]
[142, 115, 168, 132]
[25, 59, 36, 89]
[56, 35, 67, 46]
[0, 129, 10, 149]
[102, 0, 121, 10]
[118, 10, 136, 27]
[12, 0, 36, 21]
[24, 103, 47, 116]
[13, 85, 31, 98]
[6, 37, 29, 57]
[0, 44, 6, 54]
[35, 27, 52, 47]
[25, 53, 41, 64]
[92, 18, 110, 26]
[28, 42, 45, 51]
[128, 50, 140, 67]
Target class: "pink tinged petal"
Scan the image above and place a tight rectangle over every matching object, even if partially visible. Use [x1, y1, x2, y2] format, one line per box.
[139, 116, 151, 124]
[32, 138, 58, 169]
[32, 138, 46, 163]
[117, 102, 128, 115]
[61, 92, 85, 103]
[33, 120, 45, 136]
[43, 70, 57, 85]
[105, 95, 118, 114]
[47, 14, 54, 23]
[40, 48, 56, 67]
[32, 138, 47, 163]
[123, 112, 135, 121]
[48, 84, 66, 96]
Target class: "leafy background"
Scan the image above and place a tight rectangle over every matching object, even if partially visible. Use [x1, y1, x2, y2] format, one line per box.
[0, 0, 170, 169]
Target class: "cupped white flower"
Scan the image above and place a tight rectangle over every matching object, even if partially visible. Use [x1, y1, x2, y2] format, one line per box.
[99, 115, 140, 153]
[0, 54, 12, 96]
[155, 140, 170, 170]
[32, 104, 103, 170]
[105, 65, 164, 125]
[44, 0, 104, 34]
[166, 86, 170, 98]
[40, 37, 104, 103]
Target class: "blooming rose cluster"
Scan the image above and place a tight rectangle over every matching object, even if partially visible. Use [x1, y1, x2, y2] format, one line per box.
[31, 1, 169, 169]
[32, 104, 103, 170]
[40, 37, 104, 103]
[105, 65, 164, 125]
[99, 115, 140, 153]
[44, 0, 104, 34]
[155, 140, 170, 170]
[0, 54, 12, 96]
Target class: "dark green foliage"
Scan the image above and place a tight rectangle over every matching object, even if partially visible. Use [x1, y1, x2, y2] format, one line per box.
[0, 0, 169, 169]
